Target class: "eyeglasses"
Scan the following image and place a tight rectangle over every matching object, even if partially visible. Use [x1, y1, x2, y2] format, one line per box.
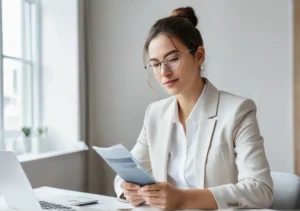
[144, 49, 194, 76]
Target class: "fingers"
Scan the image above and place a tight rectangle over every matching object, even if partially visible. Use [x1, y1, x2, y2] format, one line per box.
[123, 189, 142, 201]
[125, 194, 143, 201]
[138, 190, 160, 197]
[140, 184, 160, 191]
[124, 190, 145, 207]
[120, 182, 162, 207]
[143, 196, 162, 206]
[120, 181, 140, 190]
[124, 189, 139, 197]
[121, 184, 144, 206]
[131, 198, 145, 207]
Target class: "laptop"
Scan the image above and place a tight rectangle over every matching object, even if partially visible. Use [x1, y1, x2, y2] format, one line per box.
[0, 151, 78, 211]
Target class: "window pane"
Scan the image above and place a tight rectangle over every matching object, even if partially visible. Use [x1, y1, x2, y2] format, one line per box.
[25, 1, 31, 61]
[2, 0, 22, 58]
[31, 3, 37, 62]
[3, 58, 32, 131]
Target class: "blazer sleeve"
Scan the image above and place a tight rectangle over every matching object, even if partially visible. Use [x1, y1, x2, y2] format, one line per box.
[114, 104, 153, 199]
[208, 99, 274, 209]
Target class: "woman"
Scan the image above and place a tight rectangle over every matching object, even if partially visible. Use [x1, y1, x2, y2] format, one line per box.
[114, 7, 273, 210]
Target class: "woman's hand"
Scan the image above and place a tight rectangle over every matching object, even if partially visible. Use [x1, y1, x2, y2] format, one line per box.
[120, 181, 145, 207]
[138, 182, 185, 210]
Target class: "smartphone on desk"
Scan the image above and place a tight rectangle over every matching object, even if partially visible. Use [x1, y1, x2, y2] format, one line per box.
[52, 195, 99, 206]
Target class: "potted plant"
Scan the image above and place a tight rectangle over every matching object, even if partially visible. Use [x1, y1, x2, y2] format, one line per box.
[21, 127, 32, 153]
[32, 126, 48, 153]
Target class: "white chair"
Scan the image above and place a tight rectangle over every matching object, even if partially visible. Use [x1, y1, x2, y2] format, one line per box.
[270, 172, 300, 209]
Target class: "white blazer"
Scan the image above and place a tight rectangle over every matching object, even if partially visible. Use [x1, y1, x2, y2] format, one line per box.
[114, 79, 273, 209]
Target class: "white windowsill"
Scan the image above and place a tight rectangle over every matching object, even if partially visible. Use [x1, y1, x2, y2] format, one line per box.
[18, 141, 88, 163]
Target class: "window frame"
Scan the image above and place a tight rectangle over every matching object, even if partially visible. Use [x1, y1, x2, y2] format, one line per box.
[0, 0, 42, 149]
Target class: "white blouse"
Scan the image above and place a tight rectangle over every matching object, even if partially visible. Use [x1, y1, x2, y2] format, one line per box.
[167, 84, 207, 189]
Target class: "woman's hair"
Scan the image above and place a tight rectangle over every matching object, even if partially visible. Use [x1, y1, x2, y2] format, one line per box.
[144, 7, 204, 100]
[143, 7, 204, 62]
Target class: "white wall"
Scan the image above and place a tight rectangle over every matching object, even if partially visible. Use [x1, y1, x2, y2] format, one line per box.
[211, 0, 294, 175]
[88, 0, 293, 196]
[21, 152, 86, 191]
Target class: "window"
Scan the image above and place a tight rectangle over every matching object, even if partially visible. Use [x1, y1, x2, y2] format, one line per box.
[0, 0, 40, 149]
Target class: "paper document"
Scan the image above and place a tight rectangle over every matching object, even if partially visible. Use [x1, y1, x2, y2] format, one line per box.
[93, 144, 156, 186]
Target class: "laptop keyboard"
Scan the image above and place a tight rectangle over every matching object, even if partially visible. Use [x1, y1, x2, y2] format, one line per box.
[39, 200, 74, 210]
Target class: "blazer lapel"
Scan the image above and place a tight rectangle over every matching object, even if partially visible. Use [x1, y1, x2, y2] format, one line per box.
[194, 79, 219, 188]
[153, 98, 176, 182]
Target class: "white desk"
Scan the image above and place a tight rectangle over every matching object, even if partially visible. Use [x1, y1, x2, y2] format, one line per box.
[0, 186, 277, 211]
[0, 186, 162, 211]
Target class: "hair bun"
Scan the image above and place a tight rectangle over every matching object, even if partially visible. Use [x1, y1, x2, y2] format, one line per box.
[171, 7, 198, 27]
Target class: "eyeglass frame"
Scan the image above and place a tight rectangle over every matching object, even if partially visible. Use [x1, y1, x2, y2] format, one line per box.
[144, 49, 195, 76]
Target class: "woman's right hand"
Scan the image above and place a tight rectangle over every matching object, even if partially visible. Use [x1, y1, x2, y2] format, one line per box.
[120, 181, 145, 207]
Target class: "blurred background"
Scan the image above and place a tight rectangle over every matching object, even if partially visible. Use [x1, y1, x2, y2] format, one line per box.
[0, 0, 298, 196]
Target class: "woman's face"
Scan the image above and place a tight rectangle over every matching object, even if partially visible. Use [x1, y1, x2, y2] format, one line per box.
[147, 34, 205, 96]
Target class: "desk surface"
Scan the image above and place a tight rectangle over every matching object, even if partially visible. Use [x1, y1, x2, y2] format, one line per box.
[0, 186, 163, 211]
[0, 186, 276, 211]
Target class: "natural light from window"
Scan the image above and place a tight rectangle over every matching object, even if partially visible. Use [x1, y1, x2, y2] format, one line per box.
[1, 0, 39, 148]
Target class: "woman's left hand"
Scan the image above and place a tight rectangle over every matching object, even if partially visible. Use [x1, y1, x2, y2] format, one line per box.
[138, 182, 185, 210]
